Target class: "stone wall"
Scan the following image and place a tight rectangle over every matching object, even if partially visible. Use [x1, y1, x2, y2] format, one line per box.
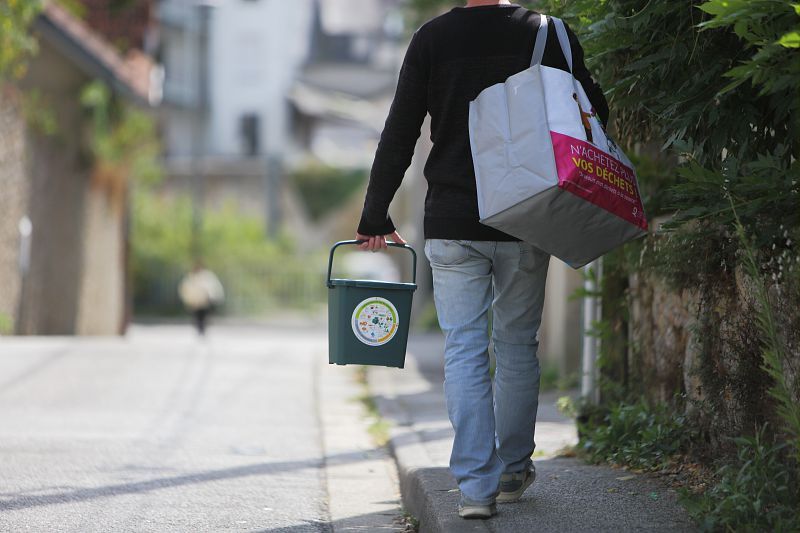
[16, 42, 90, 334]
[628, 272, 699, 403]
[8, 38, 128, 335]
[628, 267, 799, 457]
[0, 89, 29, 333]
[75, 167, 126, 335]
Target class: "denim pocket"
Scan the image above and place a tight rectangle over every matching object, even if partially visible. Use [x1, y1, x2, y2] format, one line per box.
[518, 241, 546, 273]
[426, 239, 471, 266]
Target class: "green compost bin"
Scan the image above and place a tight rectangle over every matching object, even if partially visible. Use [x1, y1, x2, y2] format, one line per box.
[327, 240, 417, 368]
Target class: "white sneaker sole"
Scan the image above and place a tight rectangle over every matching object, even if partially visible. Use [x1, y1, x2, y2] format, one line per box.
[496, 470, 536, 503]
[458, 503, 497, 519]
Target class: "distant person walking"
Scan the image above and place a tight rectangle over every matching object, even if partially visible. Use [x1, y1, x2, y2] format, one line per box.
[355, 0, 607, 520]
[178, 262, 225, 335]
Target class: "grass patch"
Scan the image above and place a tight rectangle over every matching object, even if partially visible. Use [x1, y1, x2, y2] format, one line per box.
[289, 162, 366, 221]
[413, 299, 440, 333]
[366, 418, 391, 448]
[680, 426, 799, 532]
[540, 362, 579, 392]
[354, 365, 368, 386]
[354, 366, 391, 447]
[0, 312, 14, 335]
[393, 508, 419, 532]
[577, 398, 692, 471]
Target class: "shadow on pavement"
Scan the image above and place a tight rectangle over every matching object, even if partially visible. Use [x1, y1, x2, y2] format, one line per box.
[395, 459, 697, 533]
[255, 507, 412, 532]
[0, 447, 384, 512]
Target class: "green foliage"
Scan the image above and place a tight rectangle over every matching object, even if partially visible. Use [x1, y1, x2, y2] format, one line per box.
[21, 89, 57, 136]
[549, 2, 800, 462]
[625, 151, 680, 220]
[413, 298, 441, 332]
[638, 223, 739, 291]
[731, 198, 800, 466]
[543, 363, 579, 392]
[681, 426, 800, 532]
[578, 398, 692, 470]
[556, 394, 578, 418]
[131, 192, 192, 310]
[569, 243, 645, 402]
[698, 1, 800, 105]
[0, 0, 42, 80]
[664, 150, 800, 238]
[55, 0, 87, 19]
[131, 191, 327, 316]
[548, 1, 798, 165]
[539, 363, 560, 392]
[399, 509, 420, 532]
[80, 80, 163, 185]
[289, 161, 367, 221]
[0, 312, 13, 335]
[547, 1, 799, 268]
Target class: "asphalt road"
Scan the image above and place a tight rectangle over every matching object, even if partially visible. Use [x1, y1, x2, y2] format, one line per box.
[0, 324, 340, 532]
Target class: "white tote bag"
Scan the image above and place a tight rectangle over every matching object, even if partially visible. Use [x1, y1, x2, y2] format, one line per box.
[468, 14, 648, 268]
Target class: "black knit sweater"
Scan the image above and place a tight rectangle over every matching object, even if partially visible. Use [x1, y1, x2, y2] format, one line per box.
[357, 4, 609, 241]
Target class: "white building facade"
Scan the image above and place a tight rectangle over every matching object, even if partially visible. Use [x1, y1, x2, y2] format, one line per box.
[158, 0, 316, 160]
[157, 0, 405, 235]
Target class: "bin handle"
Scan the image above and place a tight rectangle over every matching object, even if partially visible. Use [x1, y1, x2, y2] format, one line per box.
[326, 240, 417, 288]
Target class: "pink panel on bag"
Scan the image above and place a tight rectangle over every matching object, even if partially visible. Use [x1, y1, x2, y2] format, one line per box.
[551, 131, 648, 230]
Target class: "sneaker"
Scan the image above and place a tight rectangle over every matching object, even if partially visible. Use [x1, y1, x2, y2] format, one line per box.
[497, 464, 536, 503]
[458, 496, 497, 519]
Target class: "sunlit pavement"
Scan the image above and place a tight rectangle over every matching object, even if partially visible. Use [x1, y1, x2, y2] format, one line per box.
[0, 323, 402, 532]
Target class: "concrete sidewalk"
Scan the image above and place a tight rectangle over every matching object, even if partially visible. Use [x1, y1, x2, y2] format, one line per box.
[368, 333, 697, 533]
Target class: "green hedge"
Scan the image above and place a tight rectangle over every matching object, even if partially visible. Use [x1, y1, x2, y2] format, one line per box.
[289, 162, 367, 221]
[131, 191, 327, 316]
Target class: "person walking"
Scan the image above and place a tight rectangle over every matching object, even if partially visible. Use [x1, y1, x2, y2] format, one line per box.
[355, 0, 608, 519]
[178, 262, 225, 336]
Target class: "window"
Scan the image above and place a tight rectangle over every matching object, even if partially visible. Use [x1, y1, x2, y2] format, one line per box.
[240, 114, 260, 156]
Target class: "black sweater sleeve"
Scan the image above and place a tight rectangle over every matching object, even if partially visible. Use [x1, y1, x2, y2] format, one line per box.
[357, 29, 429, 236]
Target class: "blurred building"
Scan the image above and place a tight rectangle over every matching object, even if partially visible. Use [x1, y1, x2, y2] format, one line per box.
[155, 0, 407, 240]
[0, 2, 157, 335]
[158, 0, 313, 159]
[157, 0, 313, 234]
[287, 0, 412, 251]
[288, 0, 405, 168]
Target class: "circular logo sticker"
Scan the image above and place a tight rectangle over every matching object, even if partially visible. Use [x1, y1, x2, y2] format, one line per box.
[351, 297, 399, 346]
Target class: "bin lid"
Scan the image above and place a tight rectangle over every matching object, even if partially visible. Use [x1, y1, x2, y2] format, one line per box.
[328, 278, 417, 291]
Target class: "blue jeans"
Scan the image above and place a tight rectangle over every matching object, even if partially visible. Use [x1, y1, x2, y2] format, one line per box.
[424, 239, 550, 504]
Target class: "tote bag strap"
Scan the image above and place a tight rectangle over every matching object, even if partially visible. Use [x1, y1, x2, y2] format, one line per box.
[530, 13, 549, 66]
[551, 17, 573, 73]
[530, 15, 574, 73]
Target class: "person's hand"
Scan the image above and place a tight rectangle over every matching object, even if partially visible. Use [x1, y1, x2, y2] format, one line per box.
[356, 230, 406, 252]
